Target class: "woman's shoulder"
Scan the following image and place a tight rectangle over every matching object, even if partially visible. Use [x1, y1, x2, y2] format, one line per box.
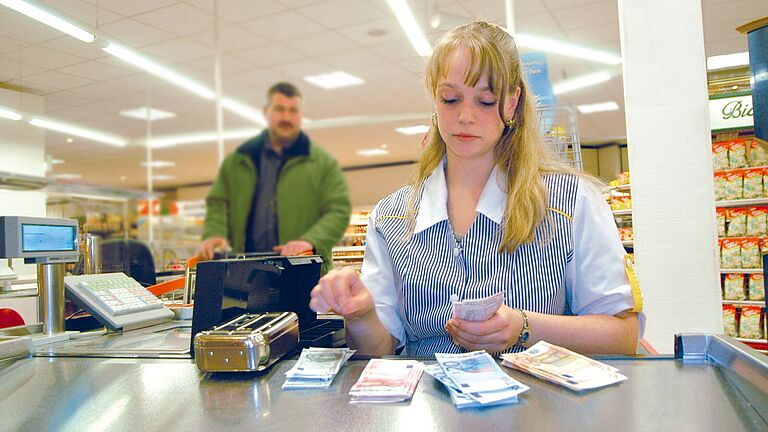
[373, 185, 414, 218]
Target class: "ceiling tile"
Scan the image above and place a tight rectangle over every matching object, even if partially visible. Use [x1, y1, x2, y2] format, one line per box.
[703, 0, 768, 27]
[143, 38, 214, 64]
[4, 45, 85, 69]
[0, 13, 63, 45]
[276, 59, 333, 79]
[84, 0, 179, 17]
[59, 59, 132, 81]
[67, 81, 136, 98]
[336, 17, 407, 46]
[133, 3, 215, 37]
[297, 0, 389, 29]
[25, 70, 95, 89]
[43, 0, 123, 26]
[0, 57, 46, 81]
[236, 42, 306, 66]
[277, 0, 327, 7]
[187, 0, 287, 23]
[99, 18, 176, 48]
[44, 90, 102, 107]
[0, 35, 23, 54]
[323, 48, 385, 69]
[368, 38, 422, 61]
[241, 10, 326, 39]
[566, 21, 620, 45]
[552, 1, 618, 31]
[283, 31, 358, 56]
[515, 12, 564, 34]
[40, 36, 107, 61]
[187, 26, 268, 52]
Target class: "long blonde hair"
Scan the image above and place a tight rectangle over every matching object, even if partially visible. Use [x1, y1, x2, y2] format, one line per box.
[405, 21, 574, 253]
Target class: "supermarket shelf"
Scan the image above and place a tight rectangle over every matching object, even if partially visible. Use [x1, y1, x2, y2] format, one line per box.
[715, 197, 768, 207]
[609, 184, 631, 192]
[622, 240, 634, 247]
[612, 209, 632, 216]
[720, 268, 764, 273]
[735, 338, 768, 352]
[333, 246, 366, 252]
[722, 300, 766, 306]
[332, 255, 364, 261]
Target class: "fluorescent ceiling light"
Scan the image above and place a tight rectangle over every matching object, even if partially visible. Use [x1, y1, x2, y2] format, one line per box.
[29, 118, 127, 147]
[303, 71, 365, 90]
[577, 101, 620, 114]
[140, 160, 176, 168]
[222, 98, 266, 125]
[707, 51, 749, 70]
[357, 148, 390, 157]
[104, 42, 216, 99]
[552, 71, 613, 95]
[0, 107, 22, 121]
[51, 159, 65, 164]
[152, 175, 175, 181]
[395, 125, 429, 135]
[144, 127, 262, 148]
[515, 33, 622, 65]
[120, 107, 176, 122]
[0, 0, 95, 42]
[386, 0, 431, 56]
[50, 173, 82, 180]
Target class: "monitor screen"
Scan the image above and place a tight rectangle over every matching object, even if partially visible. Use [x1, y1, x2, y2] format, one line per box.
[22, 224, 77, 252]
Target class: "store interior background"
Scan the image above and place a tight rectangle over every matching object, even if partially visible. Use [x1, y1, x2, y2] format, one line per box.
[1, 0, 766, 353]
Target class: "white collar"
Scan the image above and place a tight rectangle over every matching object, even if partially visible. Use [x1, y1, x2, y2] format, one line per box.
[413, 159, 506, 234]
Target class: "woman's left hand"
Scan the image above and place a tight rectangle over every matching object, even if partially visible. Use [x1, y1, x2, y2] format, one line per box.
[445, 305, 523, 353]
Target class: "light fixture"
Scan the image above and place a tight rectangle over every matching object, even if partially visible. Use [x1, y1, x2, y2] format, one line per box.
[144, 127, 262, 148]
[66, 137, 73, 143]
[50, 173, 82, 180]
[120, 107, 176, 122]
[104, 42, 216, 99]
[140, 160, 176, 168]
[51, 159, 65, 164]
[577, 101, 620, 114]
[152, 174, 175, 181]
[29, 118, 128, 147]
[357, 148, 390, 157]
[0, 107, 22, 121]
[514, 33, 622, 65]
[395, 125, 430, 135]
[0, 0, 95, 43]
[552, 71, 613, 95]
[707, 52, 749, 71]
[221, 98, 266, 125]
[386, 0, 431, 56]
[303, 71, 365, 90]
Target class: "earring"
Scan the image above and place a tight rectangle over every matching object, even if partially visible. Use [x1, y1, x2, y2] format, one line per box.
[431, 113, 438, 127]
[504, 117, 516, 128]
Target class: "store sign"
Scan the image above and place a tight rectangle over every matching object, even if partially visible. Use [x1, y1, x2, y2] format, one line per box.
[710, 94, 754, 131]
[137, 199, 160, 216]
[521, 52, 555, 107]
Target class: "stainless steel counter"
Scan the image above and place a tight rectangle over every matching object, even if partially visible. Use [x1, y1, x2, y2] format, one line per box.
[0, 335, 766, 432]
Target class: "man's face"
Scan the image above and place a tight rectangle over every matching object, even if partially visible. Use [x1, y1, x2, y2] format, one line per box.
[265, 93, 302, 145]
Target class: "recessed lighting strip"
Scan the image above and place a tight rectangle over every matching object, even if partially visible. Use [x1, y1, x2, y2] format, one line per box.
[29, 118, 127, 147]
[387, 0, 431, 56]
[515, 33, 622, 65]
[0, 0, 95, 42]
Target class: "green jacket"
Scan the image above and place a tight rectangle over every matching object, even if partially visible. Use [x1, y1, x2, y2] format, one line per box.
[203, 130, 351, 274]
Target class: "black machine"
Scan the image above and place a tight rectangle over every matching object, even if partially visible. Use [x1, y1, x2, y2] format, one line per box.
[190, 255, 343, 356]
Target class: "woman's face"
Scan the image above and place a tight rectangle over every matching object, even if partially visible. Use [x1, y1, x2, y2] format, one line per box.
[435, 49, 518, 164]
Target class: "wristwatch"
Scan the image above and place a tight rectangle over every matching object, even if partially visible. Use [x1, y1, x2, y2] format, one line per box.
[513, 309, 530, 350]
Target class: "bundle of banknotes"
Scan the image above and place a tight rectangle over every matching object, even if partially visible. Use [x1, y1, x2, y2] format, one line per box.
[348, 359, 425, 403]
[500, 341, 627, 391]
[427, 351, 529, 408]
[282, 347, 355, 389]
[451, 292, 504, 321]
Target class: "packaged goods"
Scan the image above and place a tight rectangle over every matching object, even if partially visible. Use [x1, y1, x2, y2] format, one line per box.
[741, 237, 761, 269]
[747, 138, 768, 167]
[713, 141, 730, 171]
[723, 273, 746, 300]
[739, 306, 763, 339]
[724, 170, 744, 200]
[743, 168, 764, 198]
[716, 208, 726, 237]
[748, 273, 765, 301]
[729, 139, 748, 169]
[714, 172, 729, 201]
[726, 208, 747, 237]
[722, 305, 738, 337]
[617, 171, 630, 185]
[721, 238, 742, 270]
[746, 207, 767, 236]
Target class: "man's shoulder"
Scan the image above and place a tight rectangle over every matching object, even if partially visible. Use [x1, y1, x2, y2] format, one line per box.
[306, 138, 340, 165]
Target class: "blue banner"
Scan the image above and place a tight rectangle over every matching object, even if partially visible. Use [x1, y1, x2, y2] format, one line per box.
[521, 52, 555, 107]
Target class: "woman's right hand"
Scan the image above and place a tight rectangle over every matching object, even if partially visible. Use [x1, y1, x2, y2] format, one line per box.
[310, 268, 374, 322]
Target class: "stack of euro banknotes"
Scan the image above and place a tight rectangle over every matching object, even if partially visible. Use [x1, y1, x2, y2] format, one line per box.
[348, 358, 425, 403]
[282, 347, 355, 389]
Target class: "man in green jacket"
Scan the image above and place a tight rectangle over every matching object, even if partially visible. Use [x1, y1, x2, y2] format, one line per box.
[198, 82, 351, 274]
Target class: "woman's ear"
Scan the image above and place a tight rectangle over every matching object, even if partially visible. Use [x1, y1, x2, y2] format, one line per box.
[505, 87, 522, 120]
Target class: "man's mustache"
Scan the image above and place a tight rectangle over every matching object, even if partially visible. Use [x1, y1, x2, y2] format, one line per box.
[278, 122, 295, 128]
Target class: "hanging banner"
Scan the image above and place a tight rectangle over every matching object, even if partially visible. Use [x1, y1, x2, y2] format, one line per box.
[710, 93, 754, 131]
[521, 52, 556, 107]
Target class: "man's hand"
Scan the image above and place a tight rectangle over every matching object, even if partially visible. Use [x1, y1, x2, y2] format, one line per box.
[197, 237, 230, 260]
[274, 240, 313, 256]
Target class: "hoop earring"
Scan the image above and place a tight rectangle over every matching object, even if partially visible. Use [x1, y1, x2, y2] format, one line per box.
[431, 113, 438, 127]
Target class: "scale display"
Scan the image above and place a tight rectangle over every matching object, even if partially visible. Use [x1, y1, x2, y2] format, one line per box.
[22, 224, 77, 252]
[0, 216, 79, 263]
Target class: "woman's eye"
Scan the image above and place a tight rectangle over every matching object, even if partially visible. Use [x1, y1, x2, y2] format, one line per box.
[480, 100, 497, 107]
[441, 97, 458, 105]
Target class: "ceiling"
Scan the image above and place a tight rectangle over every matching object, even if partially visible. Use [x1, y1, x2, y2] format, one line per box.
[0, 0, 764, 191]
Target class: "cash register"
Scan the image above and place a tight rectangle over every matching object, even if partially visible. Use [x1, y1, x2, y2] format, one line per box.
[191, 254, 345, 357]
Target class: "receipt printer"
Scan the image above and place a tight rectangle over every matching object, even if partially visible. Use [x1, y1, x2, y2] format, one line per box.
[191, 255, 322, 356]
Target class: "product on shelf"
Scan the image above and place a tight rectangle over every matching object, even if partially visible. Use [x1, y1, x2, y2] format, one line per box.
[713, 141, 729, 171]
[747, 138, 768, 166]
[722, 305, 738, 338]
[746, 207, 767, 236]
[726, 208, 747, 237]
[610, 195, 631, 211]
[724, 170, 743, 200]
[713, 172, 728, 201]
[723, 273, 746, 300]
[739, 306, 764, 339]
[741, 238, 761, 269]
[743, 168, 764, 198]
[749, 273, 765, 301]
[618, 226, 633, 241]
[720, 238, 741, 269]
[728, 139, 748, 169]
[716, 208, 726, 237]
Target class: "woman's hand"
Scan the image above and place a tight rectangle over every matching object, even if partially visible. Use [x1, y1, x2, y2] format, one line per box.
[445, 305, 524, 353]
[310, 268, 375, 322]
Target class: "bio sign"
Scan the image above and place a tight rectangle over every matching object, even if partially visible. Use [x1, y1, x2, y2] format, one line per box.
[710, 94, 754, 131]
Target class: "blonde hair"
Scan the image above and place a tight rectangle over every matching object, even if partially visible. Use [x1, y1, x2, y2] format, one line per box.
[405, 21, 576, 253]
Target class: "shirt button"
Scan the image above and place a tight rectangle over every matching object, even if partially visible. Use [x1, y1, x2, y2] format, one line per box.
[453, 247, 459, 257]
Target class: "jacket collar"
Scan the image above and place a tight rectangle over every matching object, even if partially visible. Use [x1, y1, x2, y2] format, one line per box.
[237, 129, 311, 164]
[413, 158, 505, 234]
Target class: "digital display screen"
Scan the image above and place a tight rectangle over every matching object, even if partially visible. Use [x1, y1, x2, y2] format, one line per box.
[21, 224, 77, 252]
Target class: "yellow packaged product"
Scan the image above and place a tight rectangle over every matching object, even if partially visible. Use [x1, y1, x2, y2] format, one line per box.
[748, 273, 765, 301]
[720, 238, 742, 269]
[713, 141, 730, 171]
[743, 168, 764, 198]
[747, 138, 768, 167]
[728, 139, 748, 169]
[716, 208, 726, 237]
[714, 172, 728, 201]
[741, 237, 761, 269]
[726, 207, 747, 237]
[723, 273, 746, 300]
[738, 306, 763, 339]
[746, 206, 767, 236]
[722, 305, 738, 337]
[724, 170, 743, 200]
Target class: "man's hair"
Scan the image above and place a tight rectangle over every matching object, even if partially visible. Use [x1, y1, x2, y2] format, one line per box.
[267, 82, 302, 101]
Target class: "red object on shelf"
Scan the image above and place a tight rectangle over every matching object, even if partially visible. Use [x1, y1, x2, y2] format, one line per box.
[0, 308, 24, 329]
[740, 340, 768, 351]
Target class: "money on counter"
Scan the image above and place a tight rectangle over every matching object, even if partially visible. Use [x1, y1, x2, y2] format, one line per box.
[282, 347, 355, 389]
[433, 351, 528, 406]
[349, 359, 425, 403]
[500, 341, 627, 391]
[451, 292, 504, 321]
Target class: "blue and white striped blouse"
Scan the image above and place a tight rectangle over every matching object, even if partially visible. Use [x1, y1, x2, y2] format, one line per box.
[360, 162, 644, 356]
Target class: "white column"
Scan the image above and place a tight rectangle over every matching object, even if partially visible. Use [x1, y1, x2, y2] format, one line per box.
[617, 0, 722, 353]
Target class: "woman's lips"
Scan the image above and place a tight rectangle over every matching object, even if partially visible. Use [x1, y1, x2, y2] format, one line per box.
[454, 133, 480, 142]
